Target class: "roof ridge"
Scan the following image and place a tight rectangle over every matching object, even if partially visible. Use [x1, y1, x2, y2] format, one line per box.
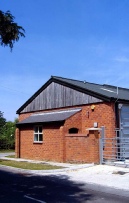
[51, 75, 84, 83]
[51, 75, 102, 86]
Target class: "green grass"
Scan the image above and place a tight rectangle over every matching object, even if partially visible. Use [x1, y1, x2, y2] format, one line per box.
[0, 159, 63, 170]
[0, 149, 15, 153]
[6, 155, 15, 158]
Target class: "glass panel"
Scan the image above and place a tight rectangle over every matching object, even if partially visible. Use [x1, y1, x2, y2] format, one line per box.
[39, 126, 42, 133]
[39, 134, 43, 141]
[34, 126, 38, 133]
[34, 134, 38, 141]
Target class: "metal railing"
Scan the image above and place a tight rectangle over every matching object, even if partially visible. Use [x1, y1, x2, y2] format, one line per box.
[99, 137, 129, 164]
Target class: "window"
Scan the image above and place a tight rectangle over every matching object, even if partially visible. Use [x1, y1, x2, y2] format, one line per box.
[34, 126, 43, 142]
[69, 128, 79, 134]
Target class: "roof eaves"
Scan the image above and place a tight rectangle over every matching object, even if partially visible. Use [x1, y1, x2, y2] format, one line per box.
[16, 120, 64, 127]
[116, 99, 129, 103]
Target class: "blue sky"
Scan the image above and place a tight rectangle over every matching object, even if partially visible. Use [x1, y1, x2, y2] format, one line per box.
[1, 0, 129, 121]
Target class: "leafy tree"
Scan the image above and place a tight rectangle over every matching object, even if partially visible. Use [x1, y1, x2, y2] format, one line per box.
[1, 121, 16, 149]
[0, 112, 17, 150]
[0, 111, 6, 136]
[0, 10, 25, 50]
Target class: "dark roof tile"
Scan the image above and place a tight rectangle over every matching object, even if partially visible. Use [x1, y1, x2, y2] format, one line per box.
[52, 76, 129, 101]
[17, 108, 81, 125]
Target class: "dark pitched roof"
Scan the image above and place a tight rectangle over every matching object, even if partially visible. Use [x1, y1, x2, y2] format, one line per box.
[52, 76, 129, 101]
[17, 75, 129, 114]
[17, 108, 81, 125]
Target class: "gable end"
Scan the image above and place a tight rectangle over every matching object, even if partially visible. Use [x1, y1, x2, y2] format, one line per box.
[17, 81, 103, 113]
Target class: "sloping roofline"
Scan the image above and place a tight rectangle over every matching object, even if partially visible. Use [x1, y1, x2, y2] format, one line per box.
[17, 108, 81, 126]
[16, 75, 129, 114]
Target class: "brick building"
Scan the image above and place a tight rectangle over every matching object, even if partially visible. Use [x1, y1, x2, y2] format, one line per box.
[16, 76, 129, 163]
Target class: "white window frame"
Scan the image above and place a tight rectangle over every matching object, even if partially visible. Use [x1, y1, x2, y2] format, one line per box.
[33, 125, 43, 143]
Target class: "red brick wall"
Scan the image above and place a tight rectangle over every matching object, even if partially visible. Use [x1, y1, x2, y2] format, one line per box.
[65, 132, 99, 163]
[81, 102, 116, 137]
[17, 123, 66, 162]
[16, 102, 116, 163]
[19, 112, 37, 121]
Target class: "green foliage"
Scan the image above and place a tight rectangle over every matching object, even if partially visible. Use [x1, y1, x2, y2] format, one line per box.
[0, 111, 6, 136]
[1, 121, 15, 149]
[0, 10, 25, 50]
[0, 112, 18, 150]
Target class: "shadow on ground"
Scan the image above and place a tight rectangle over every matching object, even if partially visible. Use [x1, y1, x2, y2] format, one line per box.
[0, 168, 93, 203]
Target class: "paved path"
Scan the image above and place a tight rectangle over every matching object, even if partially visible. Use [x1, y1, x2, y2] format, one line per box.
[0, 152, 15, 157]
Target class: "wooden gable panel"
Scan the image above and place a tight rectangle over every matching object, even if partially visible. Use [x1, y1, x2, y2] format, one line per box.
[21, 82, 103, 113]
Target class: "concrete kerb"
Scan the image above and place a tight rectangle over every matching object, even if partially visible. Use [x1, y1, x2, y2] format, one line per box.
[0, 156, 94, 174]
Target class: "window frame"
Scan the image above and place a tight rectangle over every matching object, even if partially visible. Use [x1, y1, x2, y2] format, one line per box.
[33, 125, 43, 143]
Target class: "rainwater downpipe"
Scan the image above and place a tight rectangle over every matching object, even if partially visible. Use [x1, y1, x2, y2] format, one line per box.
[114, 86, 120, 136]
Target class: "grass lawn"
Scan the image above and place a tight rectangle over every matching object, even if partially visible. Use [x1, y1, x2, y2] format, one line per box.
[0, 149, 15, 153]
[5, 155, 15, 158]
[0, 159, 63, 170]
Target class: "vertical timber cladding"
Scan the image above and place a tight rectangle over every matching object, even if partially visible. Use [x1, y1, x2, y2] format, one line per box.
[21, 82, 102, 113]
[119, 104, 129, 159]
